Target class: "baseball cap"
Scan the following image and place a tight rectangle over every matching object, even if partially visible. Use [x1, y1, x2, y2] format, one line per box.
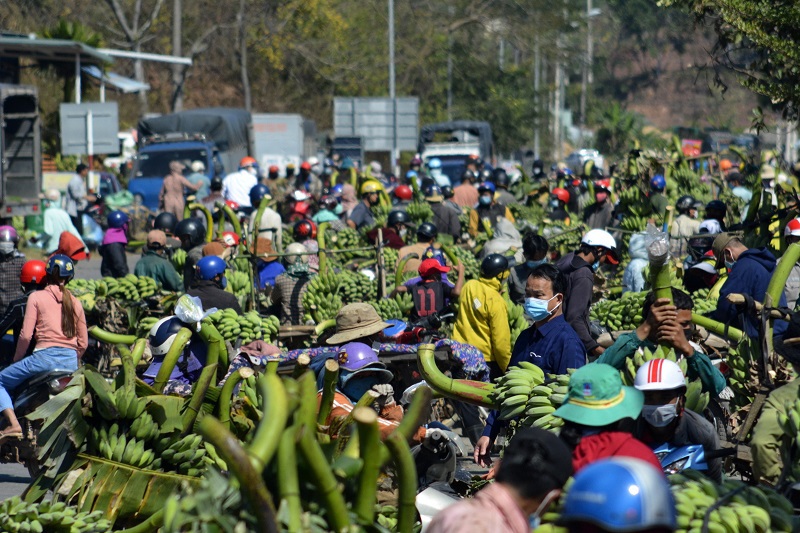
[711, 232, 742, 268]
[419, 258, 450, 277]
[146, 230, 167, 248]
[553, 363, 644, 427]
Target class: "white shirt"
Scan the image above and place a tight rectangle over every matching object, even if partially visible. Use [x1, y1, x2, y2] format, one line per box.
[248, 207, 283, 252]
[222, 169, 258, 207]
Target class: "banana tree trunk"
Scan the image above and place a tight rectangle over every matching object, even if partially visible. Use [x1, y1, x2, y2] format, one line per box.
[417, 344, 495, 408]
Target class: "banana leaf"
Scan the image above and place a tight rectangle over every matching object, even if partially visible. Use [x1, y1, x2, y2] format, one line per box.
[54, 454, 200, 527]
[145, 395, 186, 434]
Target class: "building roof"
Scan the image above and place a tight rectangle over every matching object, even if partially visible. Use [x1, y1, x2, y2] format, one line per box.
[0, 34, 112, 65]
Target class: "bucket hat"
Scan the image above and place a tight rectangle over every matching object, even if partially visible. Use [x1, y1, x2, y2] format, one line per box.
[554, 363, 643, 427]
[326, 303, 391, 345]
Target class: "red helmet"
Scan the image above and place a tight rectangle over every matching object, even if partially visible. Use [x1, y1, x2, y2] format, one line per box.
[21, 260, 47, 284]
[393, 184, 413, 201]
[293, 202, 310, 216]
[595, 179, 611, 191]
[225, 200, 240, 210]
[300, 161, 312, 171]
[293, 219, 317, 239]
[240, 156, 257, 168]
[221, 231, 240, 247]
[552, 187, 570, 204]
[268, 165, 279, 173]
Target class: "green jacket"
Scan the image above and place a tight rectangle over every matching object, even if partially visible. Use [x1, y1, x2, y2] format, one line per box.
[134, 250, 183, 292]
[596, 331, 726, 395]
[751, 379, 800, 485]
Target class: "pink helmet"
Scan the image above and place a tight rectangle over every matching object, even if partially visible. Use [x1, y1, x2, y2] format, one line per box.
[0, 225, 19, 243]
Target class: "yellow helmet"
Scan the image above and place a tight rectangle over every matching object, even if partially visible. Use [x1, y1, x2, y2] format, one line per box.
[360, 180, 383, 195]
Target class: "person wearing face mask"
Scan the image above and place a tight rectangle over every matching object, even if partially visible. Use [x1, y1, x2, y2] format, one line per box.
[222, 156, 260, 209]
[366, 209, 412, 250]
[347, 180, 383, 230]
[556, 229, 620, 357]
[508, 233, 549, 305]
[622, 232, 648, 293]
[583, 179, 614, 230]
[710, 232, 788, 340]
[598, 289, 726, 395]
[453, 254, 511, 379]
[670, 195, 700, 256]
[0, 226, 26, 316]
[633, 358, 721, 482]
[547, 187, 571, 224]
[467, 181, 515, 238]
[187, 256, 242, 313]
[270, 243, 315, 325]
[430, 427, 573, 533]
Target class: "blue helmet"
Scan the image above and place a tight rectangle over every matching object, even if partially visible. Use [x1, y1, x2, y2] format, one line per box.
[477, 181, 496, 194]
[427, 158, 442, 169]
[650, 174, 666, 190]
[46, 254, 75, 281]
[196, 256, 227, 281]
[107, 210, 130, 229]
[405, 170, 418, 180]
[559, 458, 676, 532]
[331, 184, 344, 197]
[249, 184, 271, 207]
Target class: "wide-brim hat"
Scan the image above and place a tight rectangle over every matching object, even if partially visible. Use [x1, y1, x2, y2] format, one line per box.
[326, 303, 391, 345]
[554, 363, 644, 427]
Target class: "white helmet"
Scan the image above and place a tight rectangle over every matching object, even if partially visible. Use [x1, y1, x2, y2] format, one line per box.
[285, 242, 309, 265]
[698, 219, 722, 235]
[582, 229, 616, 250]
[148, 316, 185, 357]
[634, 358, 686, 391]
[785, 218, 800, 237]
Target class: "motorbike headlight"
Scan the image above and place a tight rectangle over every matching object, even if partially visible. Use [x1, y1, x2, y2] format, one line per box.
[663, 457, 689, 475]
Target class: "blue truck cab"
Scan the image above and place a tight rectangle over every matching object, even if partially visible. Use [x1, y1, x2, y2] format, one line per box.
[128, 133, 223, 210]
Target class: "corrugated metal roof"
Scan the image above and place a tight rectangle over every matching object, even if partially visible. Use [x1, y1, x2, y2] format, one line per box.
[81, 65, 150, 93]
[0, 35, 112, 65]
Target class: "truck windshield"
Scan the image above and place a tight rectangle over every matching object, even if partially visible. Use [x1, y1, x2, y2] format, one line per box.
[134, 149, 208, 178]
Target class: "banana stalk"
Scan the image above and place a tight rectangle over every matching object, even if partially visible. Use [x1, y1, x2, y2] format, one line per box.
[118, 352, 136, 393]
[198, 416, 279, 533]
[763, 243, 800, 356]
[314, 320, 337, 336]
[353, 407, 382, 524]
[153, 327, 193, 393]
[197, 321, 228, 372]
[220, 203, 243, 238]
[114, 508, 164, 533]
[88, 326, 136, 346]
[295, 371, 318, 430]
[385, 432, 418, 533]
[265, 360, 279, 375]
[248, 373, 290, 472]
[252, 196, 270, 252]
[691, 313, 744, 343]
[440, 244, 460, 268]
[184, 203, 214, 241]
[298, 423, 351, 532]
[277, 425, 302, 532]
[182, 362, 218, 434]
[131, 338, 147, 367]
[292, 353, 311, 378]
[417, 344, 495, 408]
[217, 367, 255, 429]
[647, 234, 673, 357]
[317, 359, 340, 426]
[317, 222, 329, 274]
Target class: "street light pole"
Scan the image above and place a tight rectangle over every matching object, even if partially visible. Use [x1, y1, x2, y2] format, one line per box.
[389, 0, 398, 173]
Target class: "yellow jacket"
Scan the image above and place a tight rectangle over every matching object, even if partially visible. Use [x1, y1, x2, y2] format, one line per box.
[453, 277, 511, 370]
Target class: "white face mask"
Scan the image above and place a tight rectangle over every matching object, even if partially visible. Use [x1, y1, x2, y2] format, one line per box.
[529, 489, 560, 529]
[642, 403, 678, 427]
[0, 242, 14, 255]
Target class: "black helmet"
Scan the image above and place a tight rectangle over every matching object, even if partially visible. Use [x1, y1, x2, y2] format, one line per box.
[532, 159, 544, 174]
[479, 169, 492, 182]
[481, 253, 509, 279]
[153, 212, 178, 234]
[491, 168, 509, 188]
[174, 218, 206, 248]
[441, 185, 454, 199]
[387, 210, 413, 228]
[706, 200, 727, 214]
[417, 222, 438, 241]
[461, 169, 477, 183]
[210, 175, 223, 192]
[676, 195, 696, 213]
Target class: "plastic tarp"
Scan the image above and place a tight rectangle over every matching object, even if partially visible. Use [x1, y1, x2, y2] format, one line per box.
[138, 108, 251, 152]
[418, 120, 493, 158]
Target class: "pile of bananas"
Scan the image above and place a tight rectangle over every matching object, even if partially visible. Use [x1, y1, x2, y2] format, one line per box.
[668, 471, 796, 532]
[541, 222, 585, 256]
[171, 248, 187, 271]
[339, 270, 378, 303]
[690, 288, 718, 315]
[506, 297, 529, 346]
[328, 227, 370, 261]
[406, 201, 434, 227]
[777, 393, 800, 482]
[491, 363, 570, 431]
[226, 270, 250, 297]
[207, 309, 280, 345]
[447, 245, 480, 280]
[370, 296, 404, 320]
[100, 275, 159, 300]
[0, 497, 112, 533]
[590, 290, 647, 331]
[383, 246, 399, 273]
[136, 316, 160, 338]
[302, 272, 344, 324]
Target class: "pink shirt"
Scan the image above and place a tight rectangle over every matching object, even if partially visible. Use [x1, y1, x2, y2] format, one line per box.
[427, 482, 529, 533]
[15, 286, 88, 360]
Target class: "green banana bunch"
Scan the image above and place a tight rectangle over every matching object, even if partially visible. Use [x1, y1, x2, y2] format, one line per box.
[171, 248, 187, 270]
[136, 316, 160, 339]
[405, 201, 434, 227]
[589, 291, 647, 332]
[226, 270, 251, 297]
[328, 227, 371, 261]
[0, 497, 112, 533]
[446, 245, 480, 280]
[690, 288, 718, 315]
[338, 270, 378, 304]
[302, 285, 344, 325]
[383, 247, 399, 273]
[505, 297, 528, 347]
[207, 309, 280, 345]
[369, 297, 403, 320]
[156, 433, 207, 477]
[490, 362, 547, 420]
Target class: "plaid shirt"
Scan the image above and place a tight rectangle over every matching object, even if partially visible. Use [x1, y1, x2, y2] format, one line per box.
[272, 273, 312, 325]
[0, 255, 25, 316]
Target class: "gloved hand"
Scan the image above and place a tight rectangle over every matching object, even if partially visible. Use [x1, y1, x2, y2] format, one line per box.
[371, 384, 395, 407]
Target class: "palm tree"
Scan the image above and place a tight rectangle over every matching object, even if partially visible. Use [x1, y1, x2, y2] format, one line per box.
[40, 20, 105, 103]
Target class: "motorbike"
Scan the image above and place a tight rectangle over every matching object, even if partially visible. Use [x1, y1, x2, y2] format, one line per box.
[653, 442, 733, 477]
[383, 312, 454, 345]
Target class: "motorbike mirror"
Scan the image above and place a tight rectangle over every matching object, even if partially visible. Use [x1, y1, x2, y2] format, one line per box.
[401, 381, 431, 405]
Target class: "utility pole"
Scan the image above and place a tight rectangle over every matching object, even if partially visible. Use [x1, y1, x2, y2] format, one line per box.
[389, 0, 398, 173]
[533, 36, 541, 158]
[172, 0, 184, 112]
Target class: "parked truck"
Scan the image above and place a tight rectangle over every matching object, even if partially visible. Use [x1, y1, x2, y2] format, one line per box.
[418, 121, 494, 185]
[0, 84, 42, 221]
[130, 108, 253, 209]
[251, 113, 317, 172]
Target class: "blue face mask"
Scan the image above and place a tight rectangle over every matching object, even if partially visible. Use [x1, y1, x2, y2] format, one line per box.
[524, 295, 560, 322]
[341, 375, 379, 402]
[526, 259, 547, 269]
[724, 260, 735, 271]
[479, 195, 492, 206]
[591, 261, 600, 272]
[549, 199, 560, 209]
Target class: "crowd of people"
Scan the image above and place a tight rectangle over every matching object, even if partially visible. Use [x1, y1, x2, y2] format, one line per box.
[1, 151, 800, 531]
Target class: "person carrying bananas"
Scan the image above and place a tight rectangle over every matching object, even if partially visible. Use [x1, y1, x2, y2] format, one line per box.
[597, 289, 726, 396]
[453, 254, 512, 380]
[751, 313, 800, 486]
[467, 182, 515, 238]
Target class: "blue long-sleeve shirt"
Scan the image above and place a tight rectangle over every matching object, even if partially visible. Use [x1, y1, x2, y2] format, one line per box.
[482, 315, 586, 439]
